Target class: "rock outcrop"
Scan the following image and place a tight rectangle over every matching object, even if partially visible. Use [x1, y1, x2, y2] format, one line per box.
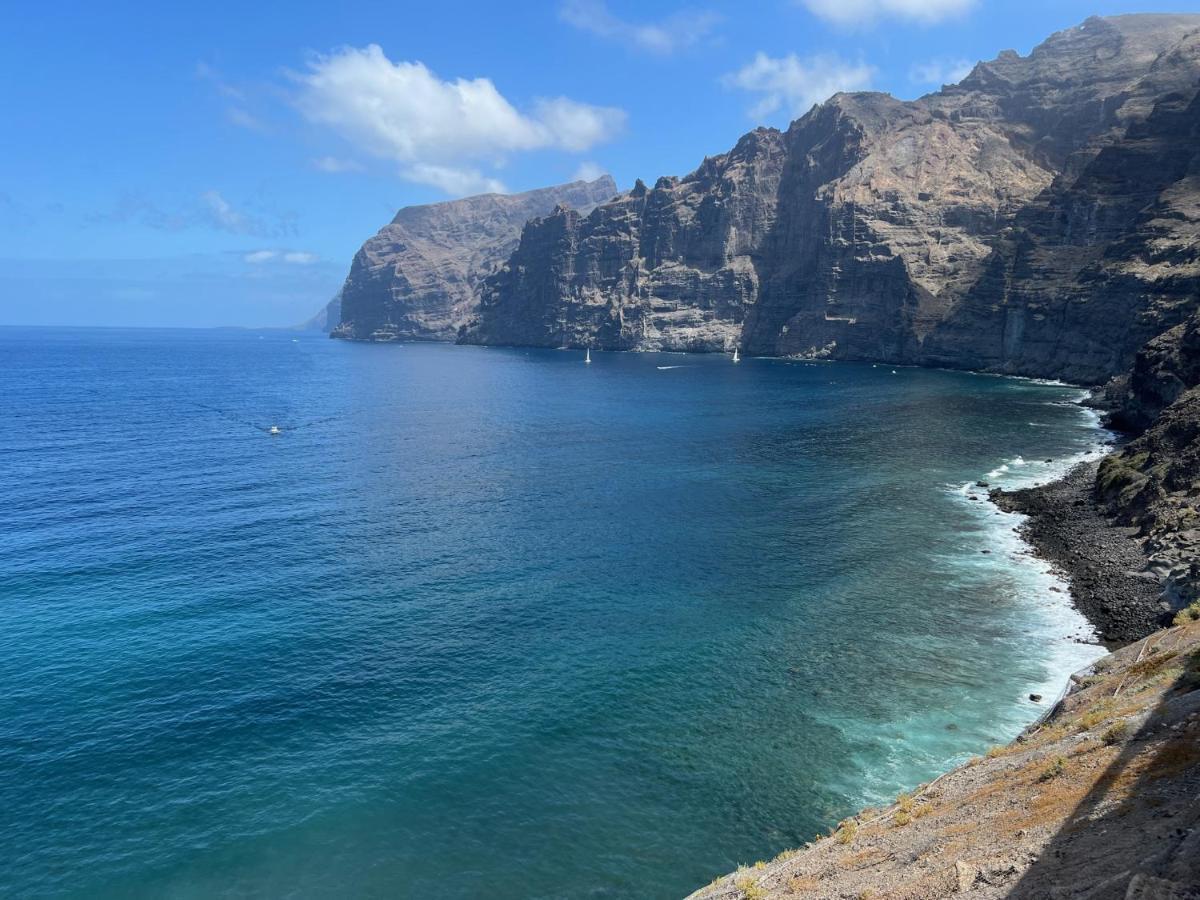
[1097, 310, 1200, 607]
[461, 15, 1200, 385]
[689, 620, 1200, 900]
[334, 176, 617, 340]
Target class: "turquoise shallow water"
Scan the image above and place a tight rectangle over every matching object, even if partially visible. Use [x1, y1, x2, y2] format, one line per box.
[0, 329, 1107, 898]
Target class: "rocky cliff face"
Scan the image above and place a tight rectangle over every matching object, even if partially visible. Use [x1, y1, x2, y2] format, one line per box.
[464, 129, 787, 350]
[301, 290, 341, 332]
[334, 176, 617, 340]
[462, 15, 1200, 385]
[1096, 310, 1200, 606]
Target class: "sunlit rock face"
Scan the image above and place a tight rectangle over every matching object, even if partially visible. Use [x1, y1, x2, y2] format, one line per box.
[463, 15, 1200, 384]
[335, 176, 617, 341]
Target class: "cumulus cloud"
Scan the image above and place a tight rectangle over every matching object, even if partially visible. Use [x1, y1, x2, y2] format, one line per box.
[798, 0, 975, 26]
[292, 44, 626, 195]
[559, 0, 720, 54]
[722, 53, 875, 120]
[909, 57, 974, 86]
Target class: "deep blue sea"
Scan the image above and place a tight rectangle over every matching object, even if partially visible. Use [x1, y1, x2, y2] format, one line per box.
[0, 329, 1109, 899]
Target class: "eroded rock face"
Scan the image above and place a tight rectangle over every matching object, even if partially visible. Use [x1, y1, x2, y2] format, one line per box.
[463, 129, 788, 351]
[1098, 310, 1200, 605]
[335, 176, 617, 340]
[462, 15, 1200, 384]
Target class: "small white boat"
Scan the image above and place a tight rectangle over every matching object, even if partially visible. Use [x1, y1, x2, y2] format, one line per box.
[585, 348, 592, 364]
[732, 347, 740, 363]
[268, 425, 282, 435]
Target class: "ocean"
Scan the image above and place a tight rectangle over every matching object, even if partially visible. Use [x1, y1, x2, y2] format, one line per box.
[0, 328, 1108, 899]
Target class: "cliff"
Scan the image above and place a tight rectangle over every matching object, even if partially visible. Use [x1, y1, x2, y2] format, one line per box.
[300, 290, 341, 332]
[689, 619, 1200, 899]
[685, 262, 1200, 899]
[1097, 310, 1200, 610]
[461, 15, 1200, 386]
[333, 176, 617, 340]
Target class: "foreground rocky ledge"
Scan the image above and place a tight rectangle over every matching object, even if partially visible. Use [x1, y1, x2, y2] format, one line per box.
[689, 619, 1200, 899]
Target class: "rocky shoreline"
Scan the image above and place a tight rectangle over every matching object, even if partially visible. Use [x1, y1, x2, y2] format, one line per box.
[689, 617, 1200, 899]
[992, 460, 1171, 646]
[688, 320, 1200, 896]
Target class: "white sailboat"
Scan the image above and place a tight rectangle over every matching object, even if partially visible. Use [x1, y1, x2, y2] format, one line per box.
[585, 347, 592, 364]
[732, 346, 740, 363]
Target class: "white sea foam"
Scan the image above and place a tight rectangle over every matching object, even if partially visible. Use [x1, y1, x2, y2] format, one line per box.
[942, 394, 1113, 733]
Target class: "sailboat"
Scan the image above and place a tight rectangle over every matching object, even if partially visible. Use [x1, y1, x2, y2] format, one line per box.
[585, 347, 592, 364]
[732, 346, 740, 363]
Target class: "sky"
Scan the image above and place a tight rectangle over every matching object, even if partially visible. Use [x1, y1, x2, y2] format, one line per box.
[0, 0, 1188, 327]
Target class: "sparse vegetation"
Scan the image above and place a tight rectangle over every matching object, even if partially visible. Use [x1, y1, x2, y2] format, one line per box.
[1127, 649, 1180, 679]
[1174, 600, 1200, 626]
[835, 820, 858, 845]
[1038, 756, 1068, 783]
[1101, 721, 1128, 745]
[1077, 699, 1116, 731]
[735, 874, 767, 900]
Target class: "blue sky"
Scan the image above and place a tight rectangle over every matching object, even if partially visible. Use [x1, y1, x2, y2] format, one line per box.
[0, 0, 1184, 327]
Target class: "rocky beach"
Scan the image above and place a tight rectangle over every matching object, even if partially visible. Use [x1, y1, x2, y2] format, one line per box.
[994, 461, 1168, 646]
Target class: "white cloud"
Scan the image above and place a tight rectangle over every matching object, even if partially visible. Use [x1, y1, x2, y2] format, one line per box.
[226, 108, 266, 131]
[311, 155, 364, 173]
[798, 0, 975, 26]
[573, 161, 608, 183]
[201, 191, 250, 232]
[909, 57, 974, 86]
[89, 192, 295, 238]
[401, 164, 506, 196]
[243, 249, 320, 265]
[559, 0, 720, 54]
[722, 53, 875, 120]
[292, 45, 625, 195]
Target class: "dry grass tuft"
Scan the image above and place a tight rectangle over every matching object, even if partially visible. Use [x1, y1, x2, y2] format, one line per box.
[1038, 756, 1068, 783]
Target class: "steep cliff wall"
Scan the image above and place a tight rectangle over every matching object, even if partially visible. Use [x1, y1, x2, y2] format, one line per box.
[462, 15, 1200, 384]
[463, 129, 787, 350]
[335, 176, 617, 340]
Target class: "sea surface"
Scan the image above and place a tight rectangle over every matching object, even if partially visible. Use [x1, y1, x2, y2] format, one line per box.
[0, 328, 1109, 899]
